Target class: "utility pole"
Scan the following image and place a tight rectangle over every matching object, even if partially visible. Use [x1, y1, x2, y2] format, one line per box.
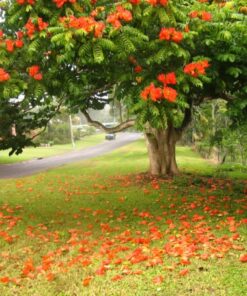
[69, 115, 75, 149]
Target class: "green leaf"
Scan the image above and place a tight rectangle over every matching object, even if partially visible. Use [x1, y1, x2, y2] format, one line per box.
[122, 26, 149, 41]
[182, 84, 190, 93]
[189, 77, 203, 88]
[97, 38, 117, 51]
[218, 30, 232, 41]
[93, 43, 104, 63]
[226, 67, 242, 78]
[217, 53, 236, 62]
[28, 40, 40, 54]
[143, 6, 154, 17]
[157, 9, 169, 24]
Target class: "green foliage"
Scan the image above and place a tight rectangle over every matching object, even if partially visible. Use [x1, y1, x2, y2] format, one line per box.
[36, 122, 71, 145]
[186, 100, 247, 165]
[0, 0, 246, 155]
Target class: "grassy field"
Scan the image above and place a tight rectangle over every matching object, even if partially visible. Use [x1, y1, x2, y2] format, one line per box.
[0, 134, 105, 164]
[0, 140, 246, 296]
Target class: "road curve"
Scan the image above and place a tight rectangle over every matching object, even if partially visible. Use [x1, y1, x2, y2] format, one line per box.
[0, 133, 141, 179]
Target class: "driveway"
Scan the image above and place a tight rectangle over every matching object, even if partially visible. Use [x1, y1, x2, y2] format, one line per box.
[0, 133, 141, 179]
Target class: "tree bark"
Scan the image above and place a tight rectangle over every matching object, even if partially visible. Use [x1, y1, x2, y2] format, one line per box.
[145, 123, 182, 176]
[165, 123, 180, 175]
[82, 110, 135, 133]
[146, 129, 167, 175]
[83, 105, 192, 177]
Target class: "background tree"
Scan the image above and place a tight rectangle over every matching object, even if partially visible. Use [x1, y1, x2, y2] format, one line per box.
[0, 0, 246, 174]
[186, 99, 247, 165]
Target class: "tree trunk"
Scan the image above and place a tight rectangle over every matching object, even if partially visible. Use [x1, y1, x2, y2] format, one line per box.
[145, 123, 181, 176]
[165, 123, 180, 175]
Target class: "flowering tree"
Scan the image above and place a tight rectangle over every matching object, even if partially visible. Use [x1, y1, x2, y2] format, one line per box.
[0, 0, 246, 174]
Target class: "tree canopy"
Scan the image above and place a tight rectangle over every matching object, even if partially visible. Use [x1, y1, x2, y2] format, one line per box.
[0, 0, 246, 167]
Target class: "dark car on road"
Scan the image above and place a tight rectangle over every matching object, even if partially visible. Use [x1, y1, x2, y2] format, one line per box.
[105, 133, 116, 140]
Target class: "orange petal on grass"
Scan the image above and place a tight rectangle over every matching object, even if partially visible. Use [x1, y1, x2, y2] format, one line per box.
[46, 273, 55, 281]
[83, 276, 93, 286]
[111, 275, 123, 281]
[153, 275, 164, 284]
[132, 269, 143, 275]
[179, 269, 189, 276]
[240, 254, 247, 263]
[200, 254, 209, 260]
[0, 276, 10, 283]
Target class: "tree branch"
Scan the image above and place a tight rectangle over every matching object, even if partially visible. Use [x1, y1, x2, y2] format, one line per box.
[82, 110, 135, 133]
[176, 102, 193, 133]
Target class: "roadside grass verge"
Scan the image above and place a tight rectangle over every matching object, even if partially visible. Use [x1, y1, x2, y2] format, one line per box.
[0, 140, 246, 296]
[0, 134, 105, 164]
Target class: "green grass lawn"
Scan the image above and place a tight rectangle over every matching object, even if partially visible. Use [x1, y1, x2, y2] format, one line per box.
[0, 134, 105, 164]
[0, 140, 246, 296]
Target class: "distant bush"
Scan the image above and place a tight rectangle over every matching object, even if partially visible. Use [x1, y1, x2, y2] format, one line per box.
[76, 126, 96, 138]
[34, 123, 71, 145]
[34, 123, 97, 146]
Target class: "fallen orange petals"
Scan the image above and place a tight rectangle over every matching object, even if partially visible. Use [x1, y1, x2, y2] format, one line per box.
[179, 269, 189, 276]
[0, 276, 10, 284]
[153, 275, 164, 284]
[83, 276, 93, 286]
[111, 274, 123, 281]
[46, 273, 55, 281]
[240, 254, 247, 263]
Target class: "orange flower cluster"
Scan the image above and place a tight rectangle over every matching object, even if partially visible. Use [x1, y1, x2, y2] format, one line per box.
[134, 65, 143, 73]
[16, 0, 35, 5]
[141, 71, 178, 102]
[53, 0, 76, 8]
[38, 18, 49, 31]
[15, 31, 24, 48]
[128, 56, 143, 75]
[183, 60, 210, 77]
[25, 19, 36, 38]
[25, 18, 48, 38]
[0, 68, 10, 82]
[107, 6, 132, 29]
[159, 28, 183, 43]
[60, 16, 105, 38]
[147, 0, 168, 6]
[163, 87, 177, 102]
[0, 31, 24, 52]
[157, 72, 176, 85]
[5, 39, 23, 52]
[157, 72, 177, 102]
[141, 82, 177, 103]
[28, 65, 43, 80]
[5, 40, 15, 52]
[141, 83, 163, 101]
[189, 11, 212, 21]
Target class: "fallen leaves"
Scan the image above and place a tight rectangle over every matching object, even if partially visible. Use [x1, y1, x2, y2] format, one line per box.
[0, 174, 246, 289]
[239, 254, 247, 263]
[111, 274, 123, 281]
[0, 276, 10, 284]
[152, 275, 164, 284]
[22, 258, 35, 278]
[179, 269, 189, 276]
[83, 276, 93, 286]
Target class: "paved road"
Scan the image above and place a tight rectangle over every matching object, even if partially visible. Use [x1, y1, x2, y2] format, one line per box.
[0, 133, 141, 179]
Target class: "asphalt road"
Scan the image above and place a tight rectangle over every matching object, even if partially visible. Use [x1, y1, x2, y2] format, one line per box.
[0, 133, 141, 179]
